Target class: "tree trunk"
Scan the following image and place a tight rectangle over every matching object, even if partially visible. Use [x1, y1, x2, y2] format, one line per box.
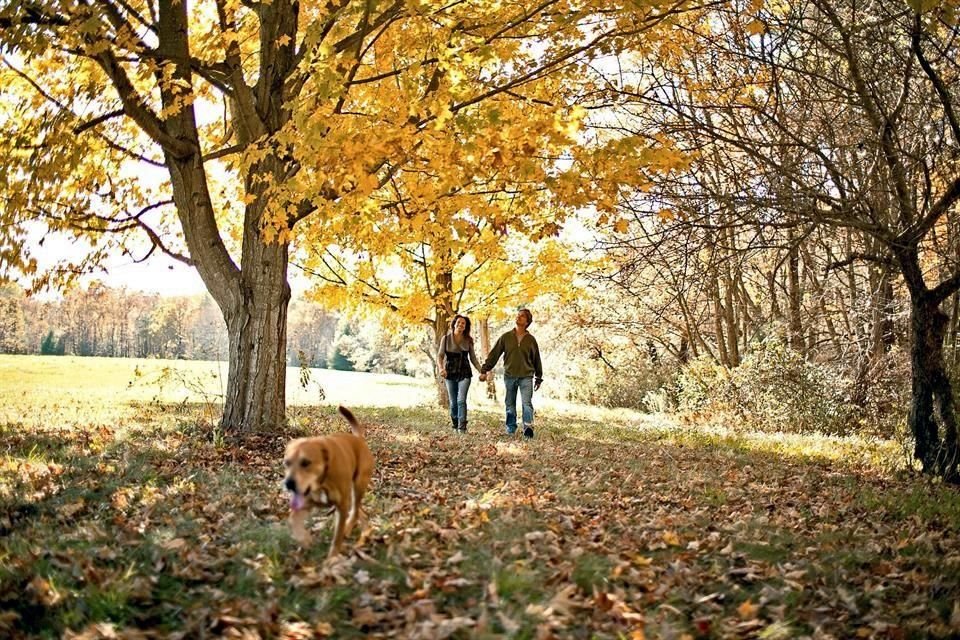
[711, 266, 730, 367]
[479, 317, 496, 400]
[220, 244, 292, 432]
[433, 272, 454, 408]
[800, 246, 842, 354]
[153, 0, 300, 434]
[950, 291, 960, 370]
[677, 291, 709, 360]
[722, 226, 740, 366]
[678, 335, 690, 364]
[870, 267, 895, 361]
[909, 296, 960, 481]
[787, 239, 804, 354]
[723, 267, 740, 366]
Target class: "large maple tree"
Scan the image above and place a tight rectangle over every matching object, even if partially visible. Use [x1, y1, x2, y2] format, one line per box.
[0, 0, 683, 432]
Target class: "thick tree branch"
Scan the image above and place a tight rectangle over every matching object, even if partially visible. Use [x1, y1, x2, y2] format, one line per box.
[3, 57, 166, 167]
[931, 270, 960, 304]
[92, 49, 194, 158]
[901, 174, 960, 247]
[74, 109, 125, 134]
[214, 0, 263, 142]
[912, 13, 960, 150]
[825, 252, 895, 271]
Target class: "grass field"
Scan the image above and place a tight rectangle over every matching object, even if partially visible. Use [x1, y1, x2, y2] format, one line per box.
[1, 354, 959, 639]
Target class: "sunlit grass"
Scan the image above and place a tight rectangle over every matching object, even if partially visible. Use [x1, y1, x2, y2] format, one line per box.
[0, 354, 437, 427]
[387, 432, 425, 445]
[494, 442, 529, 457]
[0, 354, 903, 467]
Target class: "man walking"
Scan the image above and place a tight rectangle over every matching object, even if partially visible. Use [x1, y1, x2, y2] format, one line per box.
[480, 308, 543, 438]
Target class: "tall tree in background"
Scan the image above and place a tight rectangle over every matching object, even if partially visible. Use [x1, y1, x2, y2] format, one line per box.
[608, 0, 960, 480]
[0, 0, 686, 433]
[0, 283, 26, 353]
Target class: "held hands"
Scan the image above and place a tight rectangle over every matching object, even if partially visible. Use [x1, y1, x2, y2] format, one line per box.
[478, 372, 487, 382]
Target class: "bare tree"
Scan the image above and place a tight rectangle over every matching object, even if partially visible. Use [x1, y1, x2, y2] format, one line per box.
[614, 0, 960, 479]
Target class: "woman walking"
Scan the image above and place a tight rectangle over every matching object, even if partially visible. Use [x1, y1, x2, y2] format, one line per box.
[437, 314, 483, 433]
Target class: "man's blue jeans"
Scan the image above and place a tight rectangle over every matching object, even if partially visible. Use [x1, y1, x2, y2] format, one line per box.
[504, 375, 534, 433]
[445, 377, 472, 427]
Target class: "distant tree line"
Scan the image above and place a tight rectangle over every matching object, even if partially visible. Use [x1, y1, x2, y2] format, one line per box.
[0, 282, 427, 376]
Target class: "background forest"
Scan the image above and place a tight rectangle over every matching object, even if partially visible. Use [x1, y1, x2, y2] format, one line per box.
[4, 0, 955, 464]
[0, 232, 917, 443]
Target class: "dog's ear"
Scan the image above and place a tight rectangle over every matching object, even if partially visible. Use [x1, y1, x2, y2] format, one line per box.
[283, 439, 301, 467]
[314, 444, 330, 482]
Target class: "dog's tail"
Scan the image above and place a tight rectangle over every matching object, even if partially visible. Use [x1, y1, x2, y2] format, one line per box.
[338, 405, 365, 438]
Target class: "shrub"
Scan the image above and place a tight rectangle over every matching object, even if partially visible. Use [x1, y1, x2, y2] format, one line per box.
[732, 341, 850, 434]
[563, 358, 672, 411]
[852, 347, 910, 439]
[675, 357, 731, 413]
[676, 340, 852, 435]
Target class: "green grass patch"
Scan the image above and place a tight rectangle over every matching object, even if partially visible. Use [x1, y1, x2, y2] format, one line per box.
[495, 564, 543, 602]
[571, 551, 613, 593]
[856, 482, 960, 528]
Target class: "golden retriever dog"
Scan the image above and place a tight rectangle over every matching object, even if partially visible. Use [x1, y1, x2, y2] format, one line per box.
[283, 406, 374, 557]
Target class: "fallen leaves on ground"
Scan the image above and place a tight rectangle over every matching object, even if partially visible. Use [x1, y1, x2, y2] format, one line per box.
[2, 407, 959, 639]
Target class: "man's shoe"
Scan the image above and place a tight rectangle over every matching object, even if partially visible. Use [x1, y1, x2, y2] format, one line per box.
[458, 423, 468, 433]
[506, 427, 517, 435]
[523, 427, 534, 439]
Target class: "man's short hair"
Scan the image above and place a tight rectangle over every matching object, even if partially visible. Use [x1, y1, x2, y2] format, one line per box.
[519, 308, 533, 325]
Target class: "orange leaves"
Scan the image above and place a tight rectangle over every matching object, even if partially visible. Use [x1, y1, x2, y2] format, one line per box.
[745, 20, 766, 35]
[737, 599, 760, 620]
[658, 208, 677, 222]
[28, 576, 62, 607]
[661, 529, 682, 547]
[59, 500, 86, 519]
[160, 537, 187, 551]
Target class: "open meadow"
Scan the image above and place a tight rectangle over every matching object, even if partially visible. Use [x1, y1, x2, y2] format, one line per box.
[1, 354, 959, 639]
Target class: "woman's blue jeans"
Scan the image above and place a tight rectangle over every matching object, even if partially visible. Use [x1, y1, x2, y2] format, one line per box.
[504, 375, 534, 433]
[445, 377, 472, 427]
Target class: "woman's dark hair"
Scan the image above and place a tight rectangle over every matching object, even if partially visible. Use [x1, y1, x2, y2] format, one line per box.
[450, 314, 473, 341]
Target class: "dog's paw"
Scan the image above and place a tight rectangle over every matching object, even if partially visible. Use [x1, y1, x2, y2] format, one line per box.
[293, 531, 313, 547]
[289, 514, 313, 546]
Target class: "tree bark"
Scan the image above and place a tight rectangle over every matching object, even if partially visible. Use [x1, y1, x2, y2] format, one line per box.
[870, 267, 895, 361]
[479, 317, 496, 399]
[710, 265, 730, 367]
[787, 238, 804, 354]
[219, 238, 291, 432]
[721, 226, 741, 365]
[433, 271, 454, 408]
[908, 296, 960, 481]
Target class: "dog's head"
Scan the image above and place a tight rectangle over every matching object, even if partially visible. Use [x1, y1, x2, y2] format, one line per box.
[283, 438, 329, 510]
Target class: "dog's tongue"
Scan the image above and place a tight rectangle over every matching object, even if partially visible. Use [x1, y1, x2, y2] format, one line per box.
[290, 493, 305, 511]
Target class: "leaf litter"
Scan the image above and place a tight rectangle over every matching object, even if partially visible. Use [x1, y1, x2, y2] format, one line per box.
[1, 408, 959, 638]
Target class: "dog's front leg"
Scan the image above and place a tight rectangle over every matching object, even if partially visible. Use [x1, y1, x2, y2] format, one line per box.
[289, 509, 312, 546]
[328, 505, 347, 558]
